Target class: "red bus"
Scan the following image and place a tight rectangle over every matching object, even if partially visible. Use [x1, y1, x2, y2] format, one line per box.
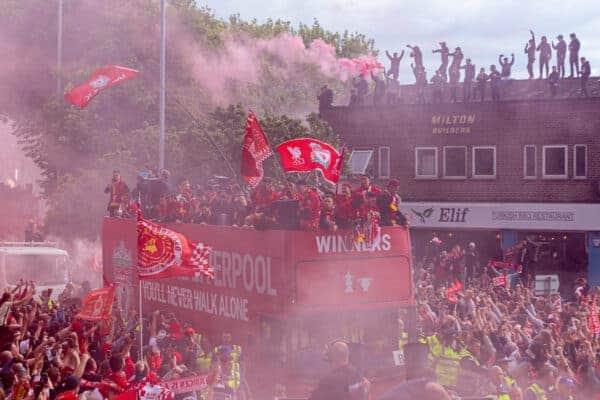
[102, 218, 413, 398]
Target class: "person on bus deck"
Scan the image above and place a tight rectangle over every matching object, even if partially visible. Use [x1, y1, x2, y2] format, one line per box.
[104, 170, 130, 218]
[297, 180, 322, 231]
[320, 193, 338, 232]
[335, 183, 354, 228]
[175, 179, 200, 223]
[353, 175, 381, 198]
[308, 341, 370, 400]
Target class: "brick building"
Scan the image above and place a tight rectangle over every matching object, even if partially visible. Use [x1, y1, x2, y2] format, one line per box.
[321, 81, 600, 290]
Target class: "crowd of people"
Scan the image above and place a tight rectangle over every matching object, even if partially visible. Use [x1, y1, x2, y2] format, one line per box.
[0, 280, 246, 400]
[390, 235, 600, 399]
[105, 169, 407, 232]
[316, 31, 594, 110]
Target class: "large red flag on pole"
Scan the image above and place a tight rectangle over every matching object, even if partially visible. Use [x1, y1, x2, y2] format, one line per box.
[137, 214, 213, 280]
[241, 111, 273, 187]
[276, 138, 344, 184]
[76, 286, 115, 321]
[65, 65, 139, 108]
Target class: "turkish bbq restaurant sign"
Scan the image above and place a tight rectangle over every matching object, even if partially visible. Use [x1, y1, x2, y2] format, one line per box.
[400, 202, 600, 231]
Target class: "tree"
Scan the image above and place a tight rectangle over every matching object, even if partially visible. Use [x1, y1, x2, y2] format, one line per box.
[0, 0, 371, 239]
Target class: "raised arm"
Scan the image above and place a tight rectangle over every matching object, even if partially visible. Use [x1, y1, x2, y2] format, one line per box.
[399, 50, 405, 60]
[510, 53, 515, 65]
[498, 55, 503, 65]
[386, 50, 392, 61]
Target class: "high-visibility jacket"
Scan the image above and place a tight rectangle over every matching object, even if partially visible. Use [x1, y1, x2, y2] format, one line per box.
[526, 383, 547, 400]
[488, 376, 514, 400]
[398, 332, 409, 351]
[426, 335, 462, 388]
[214, 344, 242, 363]
[225, 362, 241, 392]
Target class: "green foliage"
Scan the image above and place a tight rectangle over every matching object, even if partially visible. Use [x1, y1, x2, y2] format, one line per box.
[2, 0, 372, 239]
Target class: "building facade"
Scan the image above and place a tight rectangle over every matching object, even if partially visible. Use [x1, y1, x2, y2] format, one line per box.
[322, 97, 600, 289]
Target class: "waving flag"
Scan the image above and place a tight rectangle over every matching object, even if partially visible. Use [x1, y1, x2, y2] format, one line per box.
[445, 280, 462, 304]
[276, 138, 344, 184]
[241, 111, 272, 187]
[137, 215, 213, 280]
[65, 65, 139, 108]
[76, 286, 115, 321]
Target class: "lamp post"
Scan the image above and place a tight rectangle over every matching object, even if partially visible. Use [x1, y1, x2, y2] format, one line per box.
[158, 0, 167, 170]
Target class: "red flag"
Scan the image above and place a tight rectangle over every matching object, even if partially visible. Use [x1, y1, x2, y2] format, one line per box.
[276, 138, 344, 184]
[445, 280, 462, 304]
[76, 286, 115, 321]
[137, 215, 213, 280]
[492, 275, 507, 287]
[65, 65, 139, 108]
[241, 111, 272, 187]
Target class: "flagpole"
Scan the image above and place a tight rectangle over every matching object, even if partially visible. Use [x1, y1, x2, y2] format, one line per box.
[139, 280, 143, 361]
[158, 0, 167, 170]
[174, 99, 241, 184]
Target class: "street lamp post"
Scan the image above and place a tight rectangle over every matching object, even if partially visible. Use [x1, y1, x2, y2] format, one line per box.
[158, 0, 167, 171]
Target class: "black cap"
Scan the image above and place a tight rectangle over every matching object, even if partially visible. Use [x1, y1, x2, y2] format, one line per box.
[64, 375, 80, 391]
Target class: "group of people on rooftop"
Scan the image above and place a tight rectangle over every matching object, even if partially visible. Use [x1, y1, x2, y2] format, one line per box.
[316, 31, 594, 111]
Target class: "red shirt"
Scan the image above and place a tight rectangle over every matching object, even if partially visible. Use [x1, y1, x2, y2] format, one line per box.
[299, 189, 321, 231]
[335, 194, 354, 224]
[148, 353, 162, 372]
[125, 356, 135, 379]
[251, 187, 280, 213]
[106, 371, 129, 393]
[56, 392, 78, 400]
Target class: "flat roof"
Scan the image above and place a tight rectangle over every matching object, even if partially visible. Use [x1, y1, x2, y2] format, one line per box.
[0, 247, 69, 257]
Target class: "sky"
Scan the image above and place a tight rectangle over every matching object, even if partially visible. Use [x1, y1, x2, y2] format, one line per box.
[199, 0, 600, 83]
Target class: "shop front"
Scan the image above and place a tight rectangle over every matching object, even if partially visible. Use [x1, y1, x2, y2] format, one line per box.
[400, 202, 600, 290]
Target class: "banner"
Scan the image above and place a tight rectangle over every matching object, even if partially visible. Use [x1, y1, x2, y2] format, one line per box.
[276, 138, 343, 184]
[137, 215, 213, 280]
[241, 111, 272, 187]
[488, 260, 521, 270]
[76, 286, 115, 321]
[161, 375, 208, 395]
[65, 65, 139, 108]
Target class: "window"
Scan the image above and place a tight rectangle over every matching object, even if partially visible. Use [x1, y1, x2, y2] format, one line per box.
[574, 145, 587, 179]
[348, 150, 373, 175]
[415, 147, 438, 179]
[378, 147, 390, 179]
[472, 146, 496, 178]
[443, 146, 467, 179]
[523, 145, 537, 179]
[542, 145, 568, 179]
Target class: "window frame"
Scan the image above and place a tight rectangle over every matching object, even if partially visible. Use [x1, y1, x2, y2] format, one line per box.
[347, 149, 374, 175]
[523, 145, 537, 179]
[573, 144, 587, 180]
[378, 146, 391, 179]
[443, 146, 467, 179]
[414, 146, 438, 179]
[471, 146, 497, 179]
[542, 145, 568, 179]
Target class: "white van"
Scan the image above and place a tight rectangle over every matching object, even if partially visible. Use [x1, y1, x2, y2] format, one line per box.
[0, 242, 72, 297]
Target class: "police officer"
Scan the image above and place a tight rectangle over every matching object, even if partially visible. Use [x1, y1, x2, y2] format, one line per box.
[423, 316, 465, 390]
[525, 366, 554, 400]
[308, 341, 369, 400]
